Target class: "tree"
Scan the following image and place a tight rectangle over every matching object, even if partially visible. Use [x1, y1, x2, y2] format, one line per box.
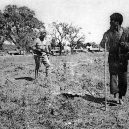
[66, 24, 85, 53]
[0, 10, 7, 50]
[0, 5, 45, 51]
[50, 22, 69, 55]
[50, 22, 85, 54]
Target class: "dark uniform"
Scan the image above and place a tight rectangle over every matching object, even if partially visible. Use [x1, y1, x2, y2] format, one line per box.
[100, 13, 129, 103]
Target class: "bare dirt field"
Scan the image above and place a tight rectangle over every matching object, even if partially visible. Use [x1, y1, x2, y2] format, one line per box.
[0, 52, 129, 129]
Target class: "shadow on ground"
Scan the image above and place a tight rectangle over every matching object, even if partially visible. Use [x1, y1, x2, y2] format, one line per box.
[61, 93, 118, 106]
[15, 77, 35, 81]
[82, 94, 118, 106]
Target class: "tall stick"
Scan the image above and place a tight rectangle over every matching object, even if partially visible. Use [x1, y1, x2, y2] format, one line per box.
[104, 39, 107, 111]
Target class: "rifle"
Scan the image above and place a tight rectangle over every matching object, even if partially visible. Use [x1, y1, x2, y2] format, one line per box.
[31, 47, 54, 56]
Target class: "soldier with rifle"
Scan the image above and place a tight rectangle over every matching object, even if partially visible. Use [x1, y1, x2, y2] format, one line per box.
[100, 13, 129, 105]
[32, 30, 51, 78]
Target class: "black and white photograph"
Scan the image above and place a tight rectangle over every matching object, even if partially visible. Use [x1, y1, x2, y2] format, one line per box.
[0, 0, 129, 128]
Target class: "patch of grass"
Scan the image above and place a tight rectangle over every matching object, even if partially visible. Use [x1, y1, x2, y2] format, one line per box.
[0, 53, 129, 128]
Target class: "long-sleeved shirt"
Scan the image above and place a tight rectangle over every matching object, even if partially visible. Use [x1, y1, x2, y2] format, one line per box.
[100, 27, 129, 73]
[100, 27, 129, 58]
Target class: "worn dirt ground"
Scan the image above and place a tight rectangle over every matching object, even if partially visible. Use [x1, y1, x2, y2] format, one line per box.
[0, 52, 129, 129]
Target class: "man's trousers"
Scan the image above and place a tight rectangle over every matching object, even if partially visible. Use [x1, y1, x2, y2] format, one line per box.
[110, 71, 127, 97]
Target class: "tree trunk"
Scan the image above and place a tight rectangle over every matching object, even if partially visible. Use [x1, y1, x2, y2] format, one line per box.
[0, 44, 3, 50]
[59, 42, 62, 55]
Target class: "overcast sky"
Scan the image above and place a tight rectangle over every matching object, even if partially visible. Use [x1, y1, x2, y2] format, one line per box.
[0, 0, 129, 43]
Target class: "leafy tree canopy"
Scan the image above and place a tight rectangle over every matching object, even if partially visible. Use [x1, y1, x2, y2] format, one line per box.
[50, 22, 85, 49]
[0, 5, 45, 51]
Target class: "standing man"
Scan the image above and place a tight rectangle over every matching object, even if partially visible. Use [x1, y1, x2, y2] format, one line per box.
[33, 30, 51, 78]
[100, 13, 129, 104]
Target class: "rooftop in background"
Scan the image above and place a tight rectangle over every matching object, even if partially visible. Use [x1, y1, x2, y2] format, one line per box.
[3, 44, 17, 51]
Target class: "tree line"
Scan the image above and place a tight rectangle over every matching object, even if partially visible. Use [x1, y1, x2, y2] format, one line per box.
[0, 4, 86, 53]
